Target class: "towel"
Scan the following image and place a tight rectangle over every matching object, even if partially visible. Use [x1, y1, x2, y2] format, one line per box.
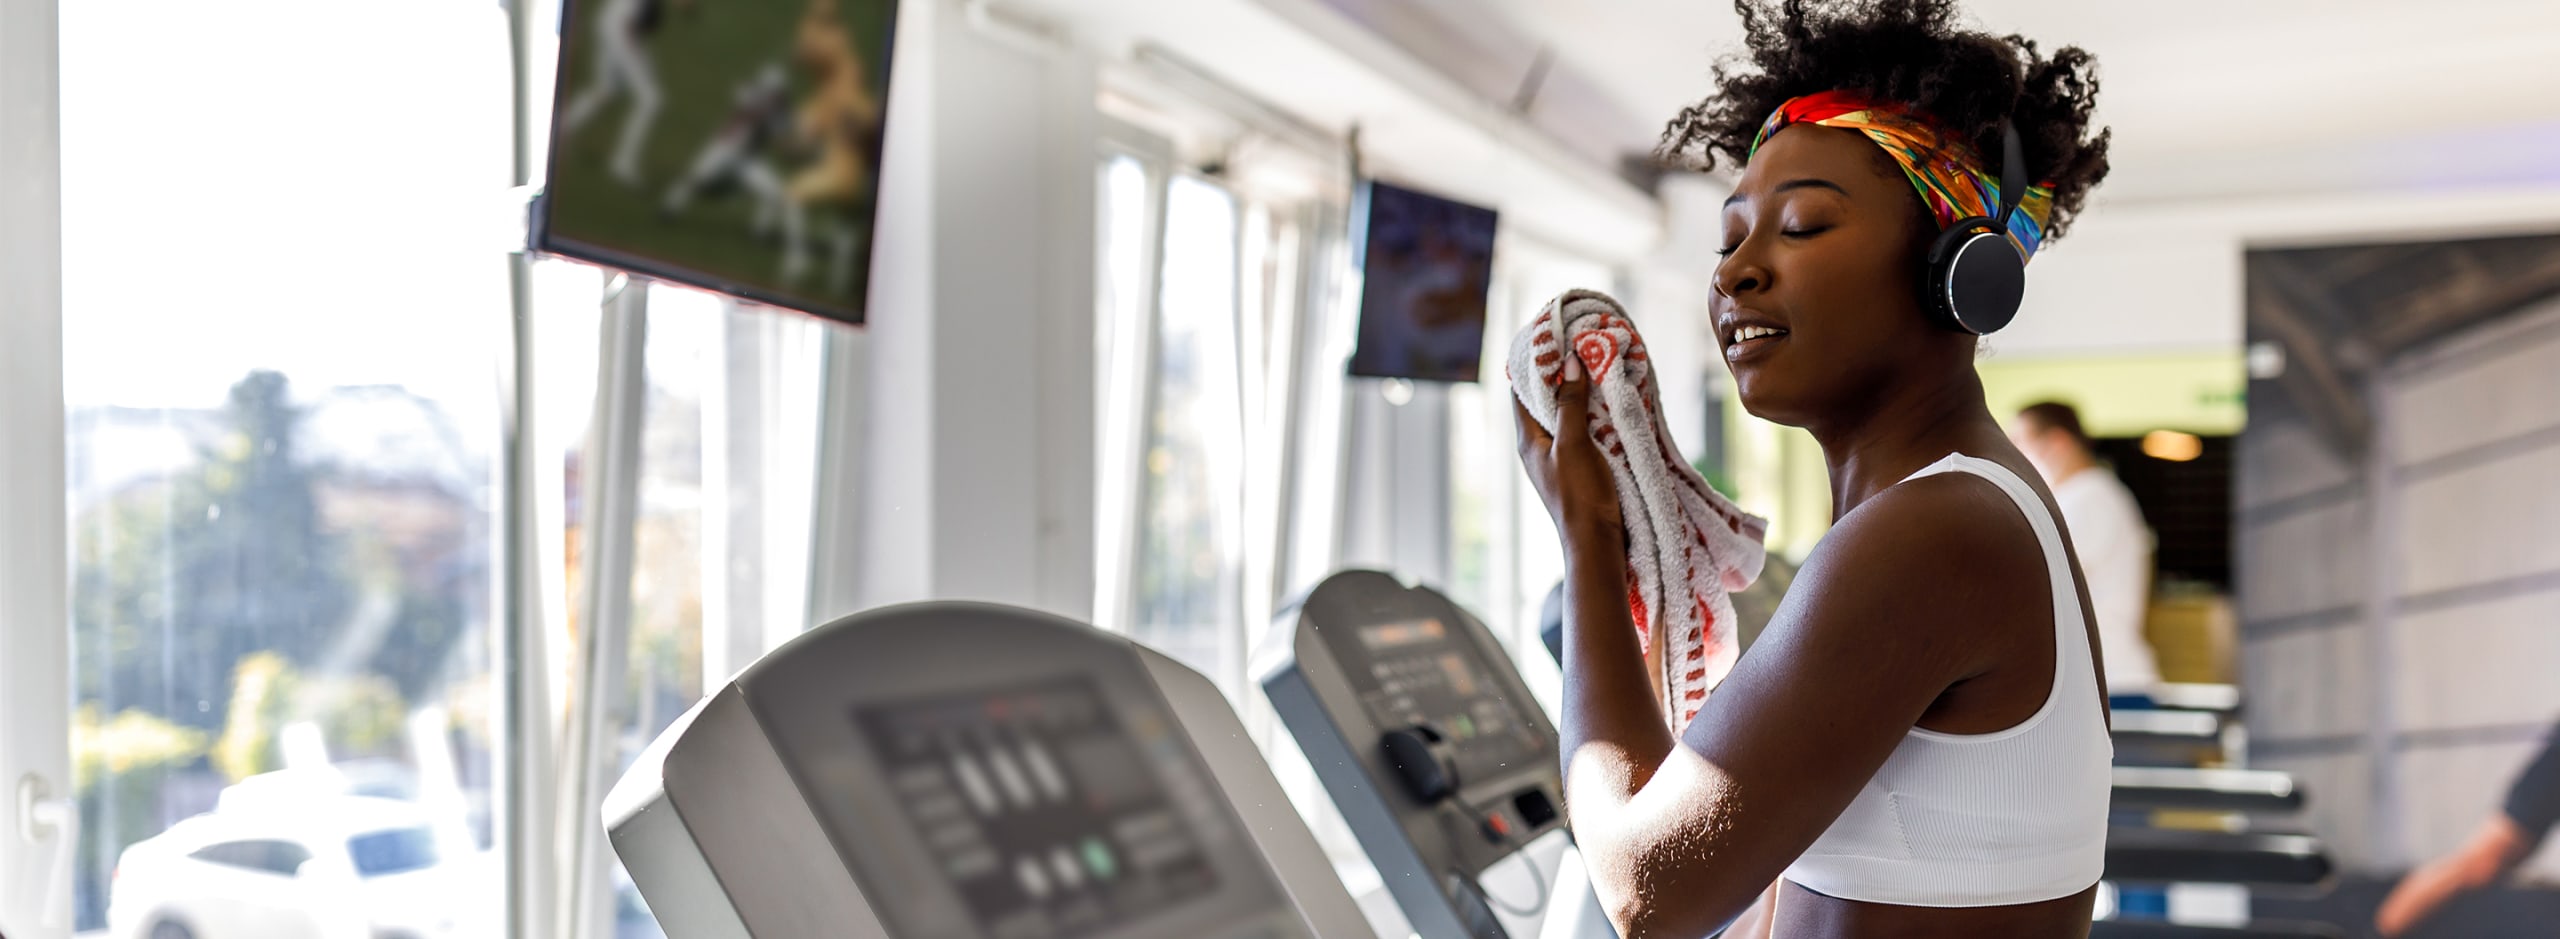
[1509, 289, 1769, 730]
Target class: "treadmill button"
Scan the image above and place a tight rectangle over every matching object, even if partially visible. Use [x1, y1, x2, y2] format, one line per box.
[1080, 837, 1118, 881]
[1049, 847, 1084, 889]
[1015, 856, 1051, 898]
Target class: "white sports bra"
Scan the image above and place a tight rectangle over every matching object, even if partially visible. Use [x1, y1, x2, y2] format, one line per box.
[1780, 453, 2111, 908]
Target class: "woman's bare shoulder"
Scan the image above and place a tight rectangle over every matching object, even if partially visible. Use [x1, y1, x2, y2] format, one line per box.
[1782, 471, 2049, 650]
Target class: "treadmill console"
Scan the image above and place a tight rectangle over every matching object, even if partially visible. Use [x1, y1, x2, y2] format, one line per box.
[1336, 617, 1547, 791]
[607, 602, 1347, 939]
[1261, 570, 1573, 939]
[854, 677, 1231, 937]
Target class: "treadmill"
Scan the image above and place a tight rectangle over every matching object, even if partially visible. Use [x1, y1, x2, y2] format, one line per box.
[603, 601, 1369, 939]
[1261, 569, 1615, 939]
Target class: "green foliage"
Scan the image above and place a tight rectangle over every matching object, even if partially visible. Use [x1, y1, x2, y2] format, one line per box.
[71, 705, 210, 920]
[71, 705, 208, 796]
[73, 371, 354, 736]
[211, 652, 298, 783]
[298, 674, 409, 761]
[1695, 457, 1738, 502]
[209, 653, 412, 779]
[67, 370, 485, 928]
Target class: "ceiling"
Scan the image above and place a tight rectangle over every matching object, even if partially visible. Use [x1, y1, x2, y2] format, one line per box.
[1448, 0, 2560, 204]
[1008, 0, 1671, 262]
[1009, 0, 2560, 260]
[2248, 232, 2560, 457]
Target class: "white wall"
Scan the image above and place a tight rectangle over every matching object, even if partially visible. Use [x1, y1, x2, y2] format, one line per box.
[2241, 294, 2560, 880]
[812, 0, 1100, 622]
[1999, 185, 2560, 359]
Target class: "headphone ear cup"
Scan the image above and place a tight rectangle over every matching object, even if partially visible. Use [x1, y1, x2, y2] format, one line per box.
[1921, 219, 2026, 335]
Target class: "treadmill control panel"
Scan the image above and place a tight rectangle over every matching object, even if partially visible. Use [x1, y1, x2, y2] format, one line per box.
[612, 602, 1331, 939]
[1347, 619, 1544, 785]
[858, 677, 1230, 939]
[1263, 570, 1580, 939]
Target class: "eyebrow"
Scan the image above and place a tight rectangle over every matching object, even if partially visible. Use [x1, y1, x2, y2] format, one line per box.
[1723, 177, 1851, 208]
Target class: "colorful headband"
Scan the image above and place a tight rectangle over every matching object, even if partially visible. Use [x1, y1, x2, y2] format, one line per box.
[1748, 90, 2054, 261]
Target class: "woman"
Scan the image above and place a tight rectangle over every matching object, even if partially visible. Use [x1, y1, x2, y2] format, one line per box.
[1515, 1, 2115, 935]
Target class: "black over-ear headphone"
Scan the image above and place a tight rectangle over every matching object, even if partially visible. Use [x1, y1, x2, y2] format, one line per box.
[1919, 119, 2029, 335]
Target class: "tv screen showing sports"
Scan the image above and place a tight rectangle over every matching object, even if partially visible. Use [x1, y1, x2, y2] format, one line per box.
[1346, 179, 1498, 383]
[538, 0, 896, 326]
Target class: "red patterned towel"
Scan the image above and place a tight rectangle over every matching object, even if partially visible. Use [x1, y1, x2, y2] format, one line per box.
[1510, 289, 1769, 729]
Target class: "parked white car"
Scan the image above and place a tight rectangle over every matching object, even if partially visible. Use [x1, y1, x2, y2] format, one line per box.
[106, 795, 486, 939]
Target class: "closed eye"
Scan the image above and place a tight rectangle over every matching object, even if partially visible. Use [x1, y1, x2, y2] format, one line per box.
[1717, 224, 1831, 258]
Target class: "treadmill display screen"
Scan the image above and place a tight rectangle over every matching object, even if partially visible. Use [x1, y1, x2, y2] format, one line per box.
[1358, 618, 1448, 650]
[1348, 620, 1543, 784]
[858, 677, 1223, 938]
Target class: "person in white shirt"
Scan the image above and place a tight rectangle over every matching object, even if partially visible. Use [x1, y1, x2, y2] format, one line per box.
[2010, 401, 2161, 696]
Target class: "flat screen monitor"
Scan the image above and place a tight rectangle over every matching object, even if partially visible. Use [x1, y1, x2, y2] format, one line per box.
[1346, 179, 1498, 383]
[538, 0, 896, 326]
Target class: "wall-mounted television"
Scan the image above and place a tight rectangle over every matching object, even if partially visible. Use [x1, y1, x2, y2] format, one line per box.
[536, 0, 897, 326]
[1346, 179, 1499, 383]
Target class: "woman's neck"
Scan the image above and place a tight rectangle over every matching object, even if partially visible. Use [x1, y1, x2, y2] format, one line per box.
[1812, 368, 2005, 520]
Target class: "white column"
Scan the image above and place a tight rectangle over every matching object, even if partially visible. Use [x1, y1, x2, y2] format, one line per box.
[0, 0, 72, 934]
[820, 0, 1098, 621]
[1338, 380, 1453, 588]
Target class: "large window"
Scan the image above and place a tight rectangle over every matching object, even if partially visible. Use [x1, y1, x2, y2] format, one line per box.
[594, 283, 830, 938]
[1128, 176, 1250, 687]
[56, 4, 835, 938]
[1099, 146, 1333, 699]
[59, 2, 512, 933]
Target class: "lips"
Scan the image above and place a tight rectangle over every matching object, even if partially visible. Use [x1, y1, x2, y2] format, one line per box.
[1718, 309, 1790, 363]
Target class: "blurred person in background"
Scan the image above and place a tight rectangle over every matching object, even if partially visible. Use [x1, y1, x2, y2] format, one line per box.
[562, 0, 688, 186]
[2376, 721, 2560, 935]
[779, 0, 883, 292]
[2011, 400, 2161, 700]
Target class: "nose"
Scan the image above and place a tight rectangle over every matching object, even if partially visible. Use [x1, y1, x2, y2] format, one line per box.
[1714, 252, 1768, 299]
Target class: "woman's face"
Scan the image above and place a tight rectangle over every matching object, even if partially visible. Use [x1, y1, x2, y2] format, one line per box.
[1713, 124, 1951, 429]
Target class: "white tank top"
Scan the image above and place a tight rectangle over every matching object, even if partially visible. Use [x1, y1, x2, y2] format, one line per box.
[1780, 453, 2112, 908]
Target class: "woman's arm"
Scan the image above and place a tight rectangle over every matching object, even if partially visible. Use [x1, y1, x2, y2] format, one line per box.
[1517, 377, 2042, 937]
[2376, 722, 2560, 935]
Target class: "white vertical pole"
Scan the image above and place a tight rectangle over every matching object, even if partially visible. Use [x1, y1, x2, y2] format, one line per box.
[760, 315, 826, 653]
[499, 0, 556, 936]
[699, 305, 737, 685]
[0, 0, 72, 933]
[561, 278, 648, 939]
[807, 323, 870, 625]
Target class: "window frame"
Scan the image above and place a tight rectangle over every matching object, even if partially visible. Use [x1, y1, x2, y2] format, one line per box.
[1093, 117, 1178, 638]
[3, 0, 77, 932]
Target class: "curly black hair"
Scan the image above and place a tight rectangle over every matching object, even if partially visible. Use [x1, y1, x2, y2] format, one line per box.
[1659, 0, 2111, 240]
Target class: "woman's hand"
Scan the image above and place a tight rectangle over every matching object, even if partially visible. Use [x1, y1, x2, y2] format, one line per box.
[1515, 351, 1625, 542]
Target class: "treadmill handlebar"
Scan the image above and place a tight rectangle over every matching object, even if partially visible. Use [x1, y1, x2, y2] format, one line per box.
[2104, 827, 2333, 887]
[2111, 767, 2304, 813]
[2110, 709, 2223, 740]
